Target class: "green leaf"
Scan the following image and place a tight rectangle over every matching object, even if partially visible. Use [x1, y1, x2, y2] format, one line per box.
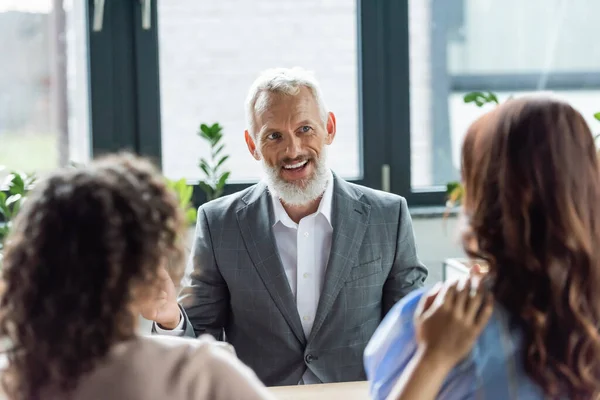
[185, 208, 198, 225]
[170, 177, 183, 189]
[6, 194, 22, 209]
[213, 143, 226, 158]
[205, 132, 222, 147]
[0, 224, 9, 242]
[6, 173, 25, 195]
[446, 181, 464, 206]
[216, 155, 229, 169]
[25, 173, 36, 188]
[199, 123, 224, 144]
[488, 92, 499, 104]
[210, 123, 222, 135]
[181, 185, 193, 205]
[165, 177, 198, 225]
[216, 171, 230, 191]
[464, 91, 500, 108]
[463, 91, 482, 103]
[199, 125, 214, 142]
[199, 160, 211, 177]
[0, 192, 7, 218]
[594, 112, 600, 121]
[446, 181, 461, 195]
[200, 124, 211, 135]
[197, 122, 229, 200]
[198, 180, 215, 197]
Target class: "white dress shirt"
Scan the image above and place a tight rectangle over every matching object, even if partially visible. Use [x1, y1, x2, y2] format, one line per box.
[270, 172, 334, 384]
[156, 172, 335, 385]
[270, 174, 333, 339]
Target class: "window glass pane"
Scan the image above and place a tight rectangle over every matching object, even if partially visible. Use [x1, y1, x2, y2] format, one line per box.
[0, 0, 90, 179]
[409, 0, 600, 189]
[448, 0, 600, 74]
[158, 0, 360, 183]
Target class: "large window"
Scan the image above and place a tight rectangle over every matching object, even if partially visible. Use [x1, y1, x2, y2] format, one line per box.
[11, 1, 596, 209]
[0, 0, 389, 205]
[158, 0, 361, 183]
[408, 0, 600, 201]
[0, 0, 90, 178]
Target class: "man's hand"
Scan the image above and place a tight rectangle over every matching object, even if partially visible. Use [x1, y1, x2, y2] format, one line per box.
[140, 267, 181, 329]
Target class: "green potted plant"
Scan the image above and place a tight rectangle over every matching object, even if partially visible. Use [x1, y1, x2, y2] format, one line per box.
[0, 169, 36, 262]
[197, 123, 230, 201]
[445, 91, 502, 209]
[165, 178, 197, 225]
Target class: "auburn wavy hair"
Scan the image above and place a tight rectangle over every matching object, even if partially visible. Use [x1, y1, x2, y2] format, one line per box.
[461, 97, 600, 398]
[0, 153, 186, 399]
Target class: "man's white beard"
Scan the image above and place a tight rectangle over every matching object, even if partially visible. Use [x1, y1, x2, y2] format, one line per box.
[261, 148, 330, 206]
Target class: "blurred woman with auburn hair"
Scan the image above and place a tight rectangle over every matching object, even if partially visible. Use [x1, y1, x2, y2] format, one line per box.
[365, 96, 600, 399]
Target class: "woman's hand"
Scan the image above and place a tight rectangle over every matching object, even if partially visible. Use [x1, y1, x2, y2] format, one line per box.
[414, 278, 493, 371]
[386, 280, 493, 400]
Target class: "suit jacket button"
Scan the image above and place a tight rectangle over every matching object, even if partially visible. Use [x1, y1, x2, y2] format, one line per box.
[305, 354, 314, 364]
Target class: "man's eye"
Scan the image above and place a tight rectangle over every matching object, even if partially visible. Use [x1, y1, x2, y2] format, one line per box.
[300, 126, 313, 133]
[267, 132, 282, 140]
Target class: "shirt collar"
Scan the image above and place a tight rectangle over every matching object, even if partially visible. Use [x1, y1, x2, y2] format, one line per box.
[271, 170, 334, 229]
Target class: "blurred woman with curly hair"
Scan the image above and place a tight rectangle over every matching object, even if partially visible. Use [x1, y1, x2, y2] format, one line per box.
[365, 96, 600, 399]
[0, 153, 274, 400]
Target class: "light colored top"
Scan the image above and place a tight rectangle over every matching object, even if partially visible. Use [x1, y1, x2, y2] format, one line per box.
[156, 172, 335, 385]
[363, 288, 546, 400]
[46, 335, 275, 400]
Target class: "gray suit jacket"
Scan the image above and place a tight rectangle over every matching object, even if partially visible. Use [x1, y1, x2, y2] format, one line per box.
[177, 174, 427, 386]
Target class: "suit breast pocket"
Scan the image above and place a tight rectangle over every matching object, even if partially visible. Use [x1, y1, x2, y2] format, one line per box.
[346, 257, 383, 283]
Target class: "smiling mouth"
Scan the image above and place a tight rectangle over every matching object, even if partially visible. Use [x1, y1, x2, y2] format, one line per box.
[282, 160, 309, 171]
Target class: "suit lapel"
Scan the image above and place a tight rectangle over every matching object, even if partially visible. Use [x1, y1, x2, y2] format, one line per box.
[236, 183, 306, 345]
[308, 176, 371, 342]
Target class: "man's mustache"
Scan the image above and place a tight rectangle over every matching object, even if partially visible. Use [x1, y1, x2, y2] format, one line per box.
[278, 156, 312, 166]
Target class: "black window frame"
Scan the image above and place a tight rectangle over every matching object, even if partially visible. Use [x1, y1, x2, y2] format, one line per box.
[389, 0, 600, 208]
[184, 0, 392, 205]
[87, 0, 399, 207]
[24, 0, 600, 214]
[87, 0, 162, 165]
[86, 0, 600, 209]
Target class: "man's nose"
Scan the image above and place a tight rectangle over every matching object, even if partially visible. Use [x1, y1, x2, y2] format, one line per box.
[284, 135, 303, 158]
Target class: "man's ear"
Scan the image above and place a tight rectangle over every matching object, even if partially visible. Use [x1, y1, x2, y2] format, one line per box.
[325, 112, 336, 145]
[245, 130, 261, 160]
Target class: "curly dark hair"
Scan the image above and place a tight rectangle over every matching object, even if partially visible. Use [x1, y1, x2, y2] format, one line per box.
[0, 153, 186, 399]
[461, 97, 600, 399]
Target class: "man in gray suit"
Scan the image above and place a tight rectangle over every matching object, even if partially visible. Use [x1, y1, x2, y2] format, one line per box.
[144, 67, 427, 386]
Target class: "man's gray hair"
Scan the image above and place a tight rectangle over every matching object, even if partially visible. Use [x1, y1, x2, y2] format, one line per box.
[245, 67, 329, 137]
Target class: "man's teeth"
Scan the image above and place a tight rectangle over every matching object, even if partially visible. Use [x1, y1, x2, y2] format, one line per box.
[283, 160, 308, 169]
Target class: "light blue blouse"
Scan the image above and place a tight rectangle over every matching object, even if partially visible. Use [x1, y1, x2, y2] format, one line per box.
[364, 288, 547, 400]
